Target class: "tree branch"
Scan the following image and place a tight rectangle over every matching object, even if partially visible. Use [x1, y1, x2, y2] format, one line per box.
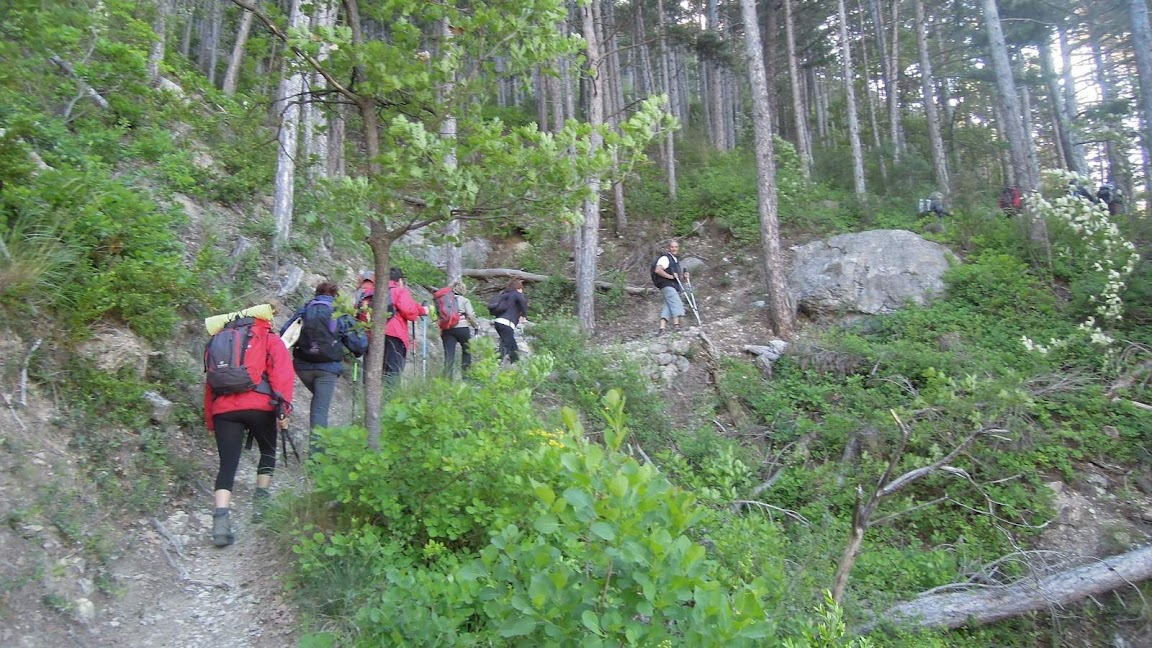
[461, 268, 652, 294]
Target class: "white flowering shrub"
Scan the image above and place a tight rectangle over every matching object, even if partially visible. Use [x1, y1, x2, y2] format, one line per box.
[1021, 170, 1138, 354]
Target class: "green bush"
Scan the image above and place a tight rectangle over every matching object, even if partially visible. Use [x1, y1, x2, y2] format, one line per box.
[295, 388, 785, 645]
[529, 317, 670, 445]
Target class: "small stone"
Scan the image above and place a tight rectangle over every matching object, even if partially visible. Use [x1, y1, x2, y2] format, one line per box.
[74, 598, 95, 623]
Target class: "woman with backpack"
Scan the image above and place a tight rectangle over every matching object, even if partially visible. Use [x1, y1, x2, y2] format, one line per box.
[203, 305, 295, 547]
[436, 281, 480, 379]
[490, 279, 528, 364]
[281, 281, 368, 453]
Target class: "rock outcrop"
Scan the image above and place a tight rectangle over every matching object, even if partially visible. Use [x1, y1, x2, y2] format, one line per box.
[789, 229, 957, 319]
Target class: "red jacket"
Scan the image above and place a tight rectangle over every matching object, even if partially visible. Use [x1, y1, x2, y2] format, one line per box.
[204, 319, 295, 430]
[384, 280, 427, 350]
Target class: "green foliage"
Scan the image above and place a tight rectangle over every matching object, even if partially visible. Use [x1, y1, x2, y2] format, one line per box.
[529, 317, 671, 445]
[0, 166, 198, 340]
[292, 388, 786, 645]
[307, 351, 555, 551]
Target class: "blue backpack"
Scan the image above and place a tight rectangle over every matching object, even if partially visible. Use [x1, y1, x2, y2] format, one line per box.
[294, 299, 343, 363]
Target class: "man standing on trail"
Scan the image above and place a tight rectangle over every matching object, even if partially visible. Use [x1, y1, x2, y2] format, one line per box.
[651, 239, 688, 335]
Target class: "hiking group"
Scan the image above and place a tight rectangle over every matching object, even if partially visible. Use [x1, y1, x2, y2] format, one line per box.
[201, 269, 531, 546]
[999, 181, 1124, 216]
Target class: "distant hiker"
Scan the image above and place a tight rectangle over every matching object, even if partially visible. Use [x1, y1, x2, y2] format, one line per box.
[281, 281, 367, 453]
[998, 186, 1022, 216]
[1069, 180, 1097, 203]
[927, 191, 950, 218]
[353, 270, 376, 330]
[435, 281, 480, 379]
[203, 305, 295, 547]
[383, 267, 427, 385]
[651, 240, 688, 335]
[1097, 182, 1123, 216]
[488, 279, 528, 364]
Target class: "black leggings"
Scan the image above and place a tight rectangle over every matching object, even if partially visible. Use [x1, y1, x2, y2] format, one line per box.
[495, 322, 519, 363]
[213, 410, 277, 492]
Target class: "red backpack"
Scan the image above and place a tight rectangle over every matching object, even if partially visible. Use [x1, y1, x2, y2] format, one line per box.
[998, 186, 1022, 214]
[433, 286, 461, 331]
[204, 318, 273, 397]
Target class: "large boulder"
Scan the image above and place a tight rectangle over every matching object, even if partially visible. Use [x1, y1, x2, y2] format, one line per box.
[789, 230, 956, 319]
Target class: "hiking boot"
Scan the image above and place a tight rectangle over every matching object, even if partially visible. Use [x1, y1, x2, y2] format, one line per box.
[252, 488, 271, 521]
[212, 509, 234, 547]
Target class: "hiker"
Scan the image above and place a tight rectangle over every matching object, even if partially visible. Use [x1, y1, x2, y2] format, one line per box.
[651, 240, 688, 335]
[383, 267, 427, 385]
[998, 186, 1022, 216]
[490, 279, 528, 364]
[1069, 180, 1097, 203]
[927, 191, 950, 218]
[354, 270, 376, 327]
[437, 281, 480, 379]
[1097, 183, 1123, 216]
[281, 281, 367, 452]
[203, 306, 295, 547]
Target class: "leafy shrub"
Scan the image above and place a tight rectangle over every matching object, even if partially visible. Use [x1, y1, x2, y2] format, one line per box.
[295, 388, 785, 645]
[529, 317, 670, 444]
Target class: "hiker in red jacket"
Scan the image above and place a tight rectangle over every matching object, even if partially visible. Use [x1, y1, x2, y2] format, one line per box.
[203, 315, 294, 547]
[383, 267, 427, 386]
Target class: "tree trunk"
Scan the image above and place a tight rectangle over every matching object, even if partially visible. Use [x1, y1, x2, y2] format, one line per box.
[866, 545, 1152, 632]
[885, 0, 904, 160]
[603, 0, 627, 235]
[1039, 39, 1079, 175]
[179, 0, 194, 59]
[441, 17, 462, 285]
[203, 0, 222, 86]
[271, 0, 308, 255]
[783, 0, 812, 179]
[740, 0, 796, 339]
[657, 0, 677, 199]
[328, 102, 346, 177]
[147, 0, 168, 85]
[222, 7, 254, 95]
[837, 0, 867, 198]
[1089, 31, 1134, 210]
[1015, 57, 1040, 184]
[981, 0, 1035, 192]
[914, 0, 949, 197]
[342, 0, 390, 449]
[1128, 0, 1152, 219]
[575, 0, 605, 336]
[303, 0, 336, 183]
[856, 1, 886, 181]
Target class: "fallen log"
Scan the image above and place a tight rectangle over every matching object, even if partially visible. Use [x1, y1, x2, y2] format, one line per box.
[861, 544, 1152, 633]
[49, 54, 111, 111]
[461, 268, 652, 294]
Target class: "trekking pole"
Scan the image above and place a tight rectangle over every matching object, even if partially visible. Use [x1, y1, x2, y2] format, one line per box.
[409, 320, 417, 377]
[421, 302, 428, 379]
[676, 274, 703, 326]
[351, 357, 361, 421]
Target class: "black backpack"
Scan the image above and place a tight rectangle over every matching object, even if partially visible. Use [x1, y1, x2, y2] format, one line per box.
[294, 299, 344, 363]
[487, 291, 511, 317]
[204, 318, 273, 397]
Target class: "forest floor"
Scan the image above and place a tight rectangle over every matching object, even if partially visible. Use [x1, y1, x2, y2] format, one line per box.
[3, 225, 1152, 646]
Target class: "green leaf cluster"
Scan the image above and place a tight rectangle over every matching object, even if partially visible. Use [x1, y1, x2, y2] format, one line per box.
[290, 357, 804, 644]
